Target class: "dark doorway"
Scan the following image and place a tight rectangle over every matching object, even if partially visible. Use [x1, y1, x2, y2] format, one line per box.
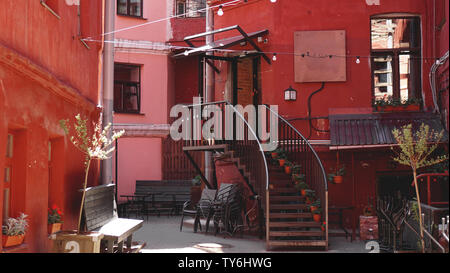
[376, 174, 414, 201]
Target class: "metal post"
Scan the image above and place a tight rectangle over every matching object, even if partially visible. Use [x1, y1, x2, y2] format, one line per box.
[204, 2, 215, 184]
[101, 0, 115, 185]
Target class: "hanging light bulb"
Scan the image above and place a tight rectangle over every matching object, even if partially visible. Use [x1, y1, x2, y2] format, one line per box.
[217, 5, 224, 16]
[272, 53, 277, 61]
[356, 56, 361, 64]
[270, 0, 277, 3]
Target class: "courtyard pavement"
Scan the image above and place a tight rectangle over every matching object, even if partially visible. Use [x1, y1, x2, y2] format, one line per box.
[131, 215, 369, 253]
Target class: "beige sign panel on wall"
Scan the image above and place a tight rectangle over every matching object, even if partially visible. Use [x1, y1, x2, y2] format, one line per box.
[294, 30, 347, 83]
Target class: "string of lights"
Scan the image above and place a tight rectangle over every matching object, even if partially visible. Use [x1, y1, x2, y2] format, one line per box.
[86, 37, 443, 65]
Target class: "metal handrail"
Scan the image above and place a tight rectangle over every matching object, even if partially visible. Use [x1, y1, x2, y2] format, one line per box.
[262, 105, 328, 191]
[181, 100, 269, 197]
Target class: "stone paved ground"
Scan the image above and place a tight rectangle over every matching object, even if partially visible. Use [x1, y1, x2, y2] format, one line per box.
[131, 215, 369, 253]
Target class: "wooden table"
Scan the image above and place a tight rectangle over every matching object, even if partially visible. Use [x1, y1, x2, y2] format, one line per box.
[329, 206, 355, 241]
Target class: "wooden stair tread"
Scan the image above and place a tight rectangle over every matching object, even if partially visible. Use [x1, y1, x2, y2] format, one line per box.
[269, 221, 321, 228]
[183, 144, 228, 151]
[269, 213, 312, 218]
[267, 240, 327, 247]
[269, 188, 297, 193]
[270, 196, 305, 202]
[270, 204, 308, 210]
[269, 231, 324, 237]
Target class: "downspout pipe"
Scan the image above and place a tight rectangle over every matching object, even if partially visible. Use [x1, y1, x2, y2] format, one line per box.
[429, 50, 449, 114]
[204, 3, 215, 185]
[101, 0, 115, 185]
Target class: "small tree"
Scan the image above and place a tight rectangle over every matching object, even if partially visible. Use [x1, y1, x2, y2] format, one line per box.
[391, 123, 448, 252]
[60, 114, 124, 233]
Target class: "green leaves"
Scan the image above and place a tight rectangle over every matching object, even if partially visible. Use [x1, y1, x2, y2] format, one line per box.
[391, 123, 448, 170]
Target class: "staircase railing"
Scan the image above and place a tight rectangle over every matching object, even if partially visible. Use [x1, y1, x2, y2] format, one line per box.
[180, 100, 269, 235]
[261, 105, 329, 246]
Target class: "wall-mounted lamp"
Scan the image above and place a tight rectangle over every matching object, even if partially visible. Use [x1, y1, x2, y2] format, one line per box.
[284, 86, 297, 101]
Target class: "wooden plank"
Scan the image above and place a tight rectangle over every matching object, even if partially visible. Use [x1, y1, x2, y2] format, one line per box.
[97, 218, 144, 243]
[269, 221, 321, 228]
[268, 240, 327, 247]
[269, 213, 312, 219]
[269, 231, 324, 237]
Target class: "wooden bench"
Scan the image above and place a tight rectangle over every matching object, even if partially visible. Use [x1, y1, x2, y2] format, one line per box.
[135, 180, 192, 216]
[83, 184, 145, 253]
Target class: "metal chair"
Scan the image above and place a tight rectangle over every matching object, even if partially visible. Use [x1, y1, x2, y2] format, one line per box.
[209, 183, 244, 236]
[180, 188, 217, 232]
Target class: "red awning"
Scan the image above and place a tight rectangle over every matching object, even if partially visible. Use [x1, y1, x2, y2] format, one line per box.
[329, 112, 448, 149]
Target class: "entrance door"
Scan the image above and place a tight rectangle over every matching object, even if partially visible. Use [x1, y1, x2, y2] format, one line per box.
[377, 174, 414, 201]
[235, 57, 260, 107]
[3, 133, 13, 222]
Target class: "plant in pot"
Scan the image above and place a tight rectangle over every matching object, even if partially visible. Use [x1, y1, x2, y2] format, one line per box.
[309, 199, 321, 213]
[312, 208, 322, 222]
[294, 180, 308, 196]
[277, 154, 287, 167]
[191, 175, 203, 204]
[328, 165, 346, 184]
[2, 213, 28, 248]
[284, 161, 293, 174]
[55, 114, 125, 253]
[48, 205, 63, 234]
[305, 189, 316, 204]
[271, 147, 285, 159]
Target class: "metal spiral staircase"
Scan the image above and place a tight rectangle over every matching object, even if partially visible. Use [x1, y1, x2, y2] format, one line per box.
[179, 101, 328, 250]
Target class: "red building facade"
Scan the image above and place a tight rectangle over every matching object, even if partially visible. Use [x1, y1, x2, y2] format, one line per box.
[0, 0, 103, 252]
[186, 0, 449, 232]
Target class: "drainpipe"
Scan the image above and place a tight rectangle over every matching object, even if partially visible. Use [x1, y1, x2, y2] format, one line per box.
[204, 2, 215, 185]
[101, 0, 115, 185]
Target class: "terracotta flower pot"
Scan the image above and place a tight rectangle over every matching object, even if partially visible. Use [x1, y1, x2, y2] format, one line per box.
[271, 152, 278, 159]
[278, 159, 285, 167]
[301, 189, 307, 196]
[48, 223, 62, 234]
[333, 175, 343, 184]
[313, 214, 321, 222]
[309, 206, 318, 212]
[2, 234, 25, 248]
[285, 166, 291, 174]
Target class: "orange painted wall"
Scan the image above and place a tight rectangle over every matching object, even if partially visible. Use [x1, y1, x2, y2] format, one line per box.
[0, 0, 103, 252]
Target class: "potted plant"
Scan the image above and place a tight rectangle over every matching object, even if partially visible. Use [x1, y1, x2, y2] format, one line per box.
[191, 175, 203, 204]
[277, 154, 287, 167]
[48, 205, 63, 234]
[309, 199, 321, 213]
[284, 161, 293, 174]
[54, 114, 124, 253]
[305, 189, 316, 204]
[294, 180, 308, 196]
[2, 213, 28, 248]
[328, 165, 345, 184]
[312, 208, 322, 222]
[271, 147, 285, 159]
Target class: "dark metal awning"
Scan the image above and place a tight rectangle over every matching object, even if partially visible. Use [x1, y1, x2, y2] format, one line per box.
[173, 25, 270, 64]
[329, 112, 448, 150]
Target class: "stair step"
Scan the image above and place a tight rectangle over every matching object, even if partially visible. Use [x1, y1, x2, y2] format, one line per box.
[183, 144, 229, 152]
[269, 221, 321, 228]
[267, 240, 327, 248]
[270, 204, 308, 210]
[269, 213, 312, 219]
[269, 187, 297, 193]
[270, 196, 305, 202]
[269, 231, 324, 237]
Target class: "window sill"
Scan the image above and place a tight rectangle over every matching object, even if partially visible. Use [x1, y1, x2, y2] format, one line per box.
[117, 14, 147, 20]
